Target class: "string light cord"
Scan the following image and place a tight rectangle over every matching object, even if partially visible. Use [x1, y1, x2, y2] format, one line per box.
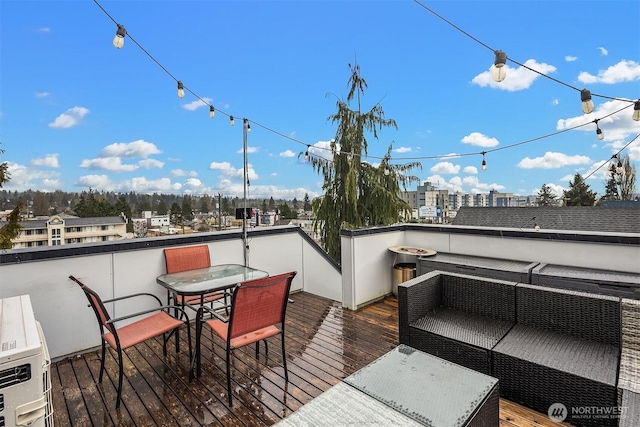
[92, 0, 633, 171]
[582, 134, 639, 181]
[411, 0, 634, 105]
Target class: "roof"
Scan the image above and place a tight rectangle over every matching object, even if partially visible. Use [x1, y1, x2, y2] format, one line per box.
[451, 206, 640, 234]
[3, 216, 127, 229]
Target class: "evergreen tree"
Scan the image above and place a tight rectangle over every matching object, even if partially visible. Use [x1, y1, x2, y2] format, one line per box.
[278, 203, 295, 219]
[303, 193, 312, 211]
[292, 197, 299, 209]
[32, 191, 50, 216]
[200, 194, 211, 214]
[536, 184, 558, 206]
[268, 197, 276, 211]
[261, 199, 268, 212]
[157, 199, 168, 215]
[0, 144, 22, 249]
[601, 163, 620, 202]
[618, 154, 637, 201]
[170, 202, 182, 225]
[563, 174, 597, 206]
[181, 195, 194, 221]
[308, 62, 420, 262]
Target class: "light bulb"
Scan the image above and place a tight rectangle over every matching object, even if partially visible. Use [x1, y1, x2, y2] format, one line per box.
[534, 224, 540, 232]
[491, 50, 507, 82]
[209, 106, 215, 119]
[230, 116, 235, 126]
[596, 125, 604, 140]
[481, 153, 487, 171]
[113, 24, 126, 49]
[304, 146, 310, 161]
[177, 81, 185, 98]
[244, 119, 251, 132]
[617, 157, 624, 175]
[633, 100, 640, 121]
[580, 89, 594, 114]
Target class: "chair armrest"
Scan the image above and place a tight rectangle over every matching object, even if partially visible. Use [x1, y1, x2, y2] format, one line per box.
[107, 305, 190, 325]
[398, 271, 442, 343]
[103, 292, 163, 306]
[198, 304, 229, 323]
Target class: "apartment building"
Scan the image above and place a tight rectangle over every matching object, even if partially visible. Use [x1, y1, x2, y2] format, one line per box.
[6, 214, 128, 249]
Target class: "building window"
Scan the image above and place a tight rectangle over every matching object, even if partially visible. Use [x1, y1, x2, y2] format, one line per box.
[26, 229, 33, 236]
[52, 228, 61, 246]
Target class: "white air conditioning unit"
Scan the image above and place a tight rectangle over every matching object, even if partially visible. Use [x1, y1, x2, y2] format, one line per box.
[0, 295, 54, 427]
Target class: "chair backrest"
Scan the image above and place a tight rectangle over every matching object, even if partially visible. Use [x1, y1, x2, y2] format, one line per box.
[69, 275, 116, 336]
[164, 245, 211, 273]
[228, 271, 297, 339]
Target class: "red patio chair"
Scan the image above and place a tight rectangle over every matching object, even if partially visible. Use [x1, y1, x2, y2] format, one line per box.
[164, 245, 227, 308]
[69, 275, 192, 409]
[194, 271, 297, 406]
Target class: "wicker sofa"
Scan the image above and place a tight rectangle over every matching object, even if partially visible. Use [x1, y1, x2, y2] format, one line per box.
[398, 272, 623, 427]
[398, 270, 517, 375]
[491, 284, 621, 427]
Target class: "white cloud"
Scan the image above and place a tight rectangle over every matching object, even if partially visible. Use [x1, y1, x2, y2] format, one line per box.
[129, 177, 175, 192]
[184, 178, 203, 188]
[471, 59, 557, 91]
[80, 157, 138, 172]
[99, 140, 161, 158]
[430, 162, 460, 175]
[48, 106, 89, 129]
[30, 153, 59, 168]
[138, 159, 164, 169]
[461, 132, 499, 148]
[171, 169, 198, 177]
[308, 140, 335, 161]
[518, 152, 591, 169]
[556, 99, 640, 143]
[598, 47, 609, 56]
[279, 150, 295, 158]
[394, 147, 412, 153]
[3, 162, 61, 191]
[35, 92, 50, 98]
[463, 166, 478, 175]
[577, 60, 640, 84]
[209, 161, 258, 181]
[37, 27, 50, 33]
[565, 55, 577, 62]
[552, 99, 559, 106]
[533, 184, 565, 197]
[77, 174, 114, 190]
[182, 97, 212, 111]
[462, 176, 506, 192]
[237, 146, 259, 154]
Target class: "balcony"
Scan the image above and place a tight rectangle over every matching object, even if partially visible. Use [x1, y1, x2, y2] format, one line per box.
[1, 223, 638, 426]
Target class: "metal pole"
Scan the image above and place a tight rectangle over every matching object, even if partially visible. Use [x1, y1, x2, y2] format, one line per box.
[243, 119, 248, 266]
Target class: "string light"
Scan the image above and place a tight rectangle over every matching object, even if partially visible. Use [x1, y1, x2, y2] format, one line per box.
[112, 24, 126, 49]
[304, 145, 310, 161]
[633, 100, 640, 121]
[580, 89, 594, 114]
[244, 118, 251, 132]
[492, 50, 507, 82]
[613, 154, 624, 174]
[481, 152, 487, 171]
[595, 120, 604, 140]
[229, 115, 235, 126]
[209, 105, 215, 119]
[177, 81, 185, 98]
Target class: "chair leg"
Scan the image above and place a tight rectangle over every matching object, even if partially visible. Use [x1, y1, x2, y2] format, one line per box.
[281, 332, 288, 382]
[99, 339, 106, 383]
[226, 348, 233, 407]
[185, 320, 193, 381]
[116, 347, 124, 409]
[255, 341, 260, 358]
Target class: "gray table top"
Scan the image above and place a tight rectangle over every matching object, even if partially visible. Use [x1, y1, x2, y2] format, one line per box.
[344, 344, 499, 426]
[274, 382, 423, 426]
[156, 264, 268, 295]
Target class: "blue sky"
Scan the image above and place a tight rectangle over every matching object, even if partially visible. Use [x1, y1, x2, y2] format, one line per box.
[1, 0, 639, 201]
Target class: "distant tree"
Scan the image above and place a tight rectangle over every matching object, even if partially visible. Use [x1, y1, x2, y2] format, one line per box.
[303, 193, 312, 211]
[267, 197, 275, 211]
[157, 199, 168, 215]
[618, 154, 637, 201]
[200, 194, 211, 214]
[261, 199, 268, 212]
[0, 144, 23, 249]
[32, 191, 50, 216]
[133, 220, 148, 238]
[221, 197, 231, 215]
[113, 195, 133, 232]
[563, 174, 597, 206]
[181, 195, 194, 221]
[170, 202, 182, 225]
[536, 184, 558, 206]
[601, 163, 620, 202]
[307, 62, 420, 262]
[292, 197, 299, 210]
[278, 203, 295, 219]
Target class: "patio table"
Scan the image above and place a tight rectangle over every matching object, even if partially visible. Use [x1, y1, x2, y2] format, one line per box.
[275, 344, 500, 426]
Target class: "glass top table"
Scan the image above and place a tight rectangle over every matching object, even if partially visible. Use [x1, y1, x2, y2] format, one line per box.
[343, 344, 499, 426]
[156, 264, 269, 296]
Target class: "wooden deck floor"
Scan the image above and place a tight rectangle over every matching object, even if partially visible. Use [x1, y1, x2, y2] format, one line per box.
[51, 292, 571, 426]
